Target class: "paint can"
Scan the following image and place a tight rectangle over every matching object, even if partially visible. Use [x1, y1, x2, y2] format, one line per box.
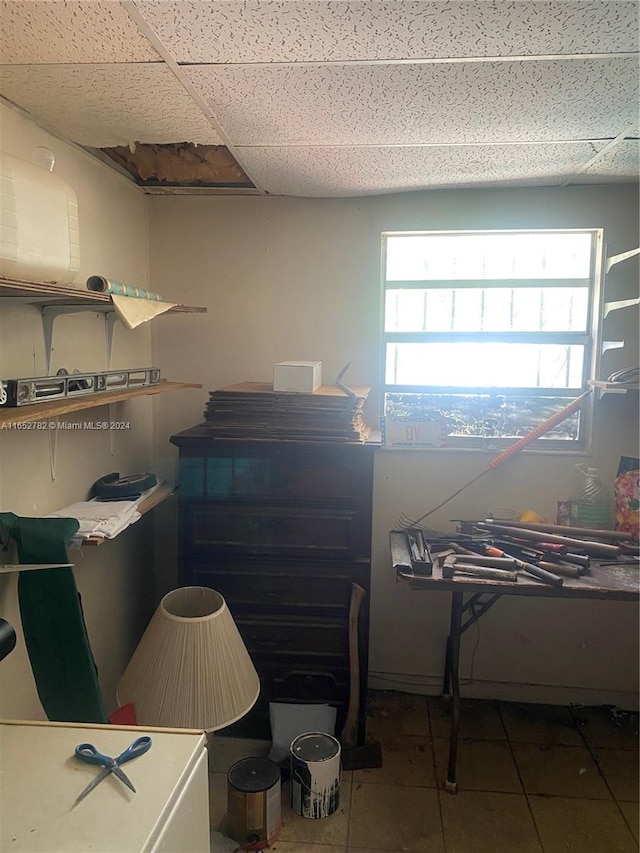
[227, 757, 281, 850]
[290, 732, 341, 819]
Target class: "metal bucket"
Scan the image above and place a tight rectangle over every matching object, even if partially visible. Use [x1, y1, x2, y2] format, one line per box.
[227, 757, 281, 850]
[290, 732, 341, 819]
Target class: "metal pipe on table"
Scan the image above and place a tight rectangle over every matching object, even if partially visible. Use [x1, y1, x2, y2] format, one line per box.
[478, 544, 564, 586]
[442, 557, 518, 582]
[477, 522, 620, 557]
[484, 519, 634, 542]
[536, 561, 581, 578]
[445, 552, 518, 570]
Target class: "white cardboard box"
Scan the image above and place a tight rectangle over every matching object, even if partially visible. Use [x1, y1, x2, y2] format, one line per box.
[273, 361, 322, 393]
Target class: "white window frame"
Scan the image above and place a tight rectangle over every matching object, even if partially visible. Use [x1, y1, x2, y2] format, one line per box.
[380, 228, 604, 451]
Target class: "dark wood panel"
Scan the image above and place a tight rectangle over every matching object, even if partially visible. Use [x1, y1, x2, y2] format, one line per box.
[234, 615, 347, 658]
[171, 425, 376, 744]
[185, 503, 363, 557]
[185, 560, 356, 614]
[172, 428, 377, 507]
[177, 454, 359, 503]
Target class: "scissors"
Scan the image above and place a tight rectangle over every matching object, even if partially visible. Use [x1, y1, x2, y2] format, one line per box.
[73, 736, 152, 805]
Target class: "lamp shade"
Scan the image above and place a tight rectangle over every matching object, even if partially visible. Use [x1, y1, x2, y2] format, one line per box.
[117, 587, 260, 731]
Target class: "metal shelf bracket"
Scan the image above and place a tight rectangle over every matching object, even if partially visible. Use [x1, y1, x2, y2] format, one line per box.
[605, 246, 640, 274]
[48, 415, 59, 481]
[41, 304, 115, 375]
[105, 312, 119, 369]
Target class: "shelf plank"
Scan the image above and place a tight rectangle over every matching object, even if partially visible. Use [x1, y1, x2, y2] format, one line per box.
[589, 379, 639, 397]
[0, 380, 202, 427]
[0, 277, 206, 314]
[0, 485, 175, 553]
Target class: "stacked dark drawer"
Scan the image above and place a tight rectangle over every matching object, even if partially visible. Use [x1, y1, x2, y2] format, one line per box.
[170, 425, 377, 741]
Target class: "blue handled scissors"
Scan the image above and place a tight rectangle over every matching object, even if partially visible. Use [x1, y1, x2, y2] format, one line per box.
[73, 736, 152, 805]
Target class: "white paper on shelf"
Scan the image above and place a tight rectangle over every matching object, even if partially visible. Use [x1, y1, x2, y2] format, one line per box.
[45, 483, 160, 546]
[111, 294, 176, 329]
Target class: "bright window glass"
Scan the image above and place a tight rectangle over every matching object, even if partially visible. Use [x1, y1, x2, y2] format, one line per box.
[386, 232, 593, 281]
[381, 229, 600, 447]
[385, 287, 589, 334]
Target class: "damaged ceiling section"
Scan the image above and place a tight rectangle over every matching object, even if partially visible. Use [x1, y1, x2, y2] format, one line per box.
[0, 0, 637, 196]
[99, 142, 258, 193]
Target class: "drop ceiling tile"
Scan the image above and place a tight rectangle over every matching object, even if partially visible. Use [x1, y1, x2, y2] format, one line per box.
[569, 140, 640, 184]
[0, 64, 222, 147]
[185, 58, 638, 146]
[136, 0, 639, 63]
[0, 1, 160, 64]
[235, 142, 600, 197]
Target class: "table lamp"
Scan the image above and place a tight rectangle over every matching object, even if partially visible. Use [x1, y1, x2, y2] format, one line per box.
[117, 586, 260, 731]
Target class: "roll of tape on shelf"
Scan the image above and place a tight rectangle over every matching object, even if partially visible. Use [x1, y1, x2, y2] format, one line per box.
[93, 472, 157, 501]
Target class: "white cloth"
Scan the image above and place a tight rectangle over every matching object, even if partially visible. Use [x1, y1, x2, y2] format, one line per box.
[111, 294, 176, 330]
[45, 484, 160, 547]
[45, 499, 141, 546]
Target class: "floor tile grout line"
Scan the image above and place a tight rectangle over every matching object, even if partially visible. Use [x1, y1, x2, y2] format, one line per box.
[499, 704, 548, 853]
[346, 752, 355, 852]
[569, 708, 639, 838]
[426, 696, 450, 853]
[210, 698, 637, 851]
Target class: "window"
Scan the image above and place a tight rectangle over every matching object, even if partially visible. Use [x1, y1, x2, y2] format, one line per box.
[381, 229, 602, 449]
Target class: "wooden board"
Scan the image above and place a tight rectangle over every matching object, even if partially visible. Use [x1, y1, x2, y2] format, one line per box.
[204, 383, 372, 441]
[0, 276, 206, 313]
[0, 380, 202, 427]
[398, 562, 639, 602]
[215, 382, 371, 399]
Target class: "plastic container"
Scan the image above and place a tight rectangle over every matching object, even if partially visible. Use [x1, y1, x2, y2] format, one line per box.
[570, 464, 612, 530]
[0, 149, 80, 283]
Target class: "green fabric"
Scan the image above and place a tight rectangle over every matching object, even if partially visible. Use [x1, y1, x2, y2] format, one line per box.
[0, 513, 108, 723]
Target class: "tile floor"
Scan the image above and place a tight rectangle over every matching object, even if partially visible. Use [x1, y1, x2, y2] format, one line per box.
[208, 691, 639, 853]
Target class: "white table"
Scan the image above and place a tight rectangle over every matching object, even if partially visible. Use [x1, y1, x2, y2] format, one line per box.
[0, 720, 210, 852]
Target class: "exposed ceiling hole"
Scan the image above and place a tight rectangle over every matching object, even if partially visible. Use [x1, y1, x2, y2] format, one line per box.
[100, 142, 254, 189]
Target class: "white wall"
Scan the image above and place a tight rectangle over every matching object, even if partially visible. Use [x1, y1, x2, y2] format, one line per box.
[149, 186, 639, 709]
[0, 104, 157, 718]
[3, 110, 635, 717]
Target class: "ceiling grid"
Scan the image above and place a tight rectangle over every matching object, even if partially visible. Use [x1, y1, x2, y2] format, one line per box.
[0, 0, 637, 196]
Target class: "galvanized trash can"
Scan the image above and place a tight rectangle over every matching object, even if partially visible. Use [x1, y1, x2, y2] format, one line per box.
[290, 732, 341, 819]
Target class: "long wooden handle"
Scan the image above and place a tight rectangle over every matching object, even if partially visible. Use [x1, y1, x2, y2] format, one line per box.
[479, 522, 621, 556]
[518, 559, 564, 587]
[487, 391, 591, 470]
[487, 519, 633, 542]
[448, 562, 518, 582]
[403, 392, 592, 529]
[341, 583, 366, 750]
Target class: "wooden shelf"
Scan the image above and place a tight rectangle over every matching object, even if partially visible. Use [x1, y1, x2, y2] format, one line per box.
[0, 380, 202, 427]
[0, 276, 206, 314]
[589, 379, 639, 397]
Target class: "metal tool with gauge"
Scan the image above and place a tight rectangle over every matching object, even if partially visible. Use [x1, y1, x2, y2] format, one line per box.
[0, 367, 160, 407]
